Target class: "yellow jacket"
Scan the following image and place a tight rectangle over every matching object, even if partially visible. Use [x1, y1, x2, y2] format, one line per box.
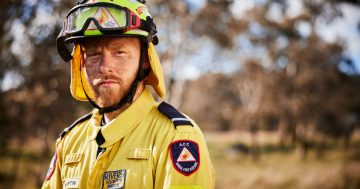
[42, 89, 215, 189]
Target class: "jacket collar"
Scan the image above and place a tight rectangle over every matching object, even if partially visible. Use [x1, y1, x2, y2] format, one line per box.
[87, 88, 155, 147]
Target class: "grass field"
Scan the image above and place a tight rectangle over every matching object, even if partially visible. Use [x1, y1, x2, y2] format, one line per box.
[205, 131, 360, 189]
[1, 131, 360, 189]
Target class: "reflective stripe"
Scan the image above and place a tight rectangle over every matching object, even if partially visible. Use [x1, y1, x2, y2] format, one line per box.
[171, 118, 189, 122]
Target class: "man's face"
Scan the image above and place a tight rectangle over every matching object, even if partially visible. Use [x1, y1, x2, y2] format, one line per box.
[83, 37, 141, 107]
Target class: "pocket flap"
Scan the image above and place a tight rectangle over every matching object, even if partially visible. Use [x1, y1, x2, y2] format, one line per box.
[65, 153, 82, 164]
[127, 148, 150, 160]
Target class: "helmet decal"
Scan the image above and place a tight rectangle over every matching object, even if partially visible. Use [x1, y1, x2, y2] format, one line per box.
[87, 7, 122, 29]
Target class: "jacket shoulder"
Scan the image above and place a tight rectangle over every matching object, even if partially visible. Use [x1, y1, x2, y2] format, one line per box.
[59, 112, 92, 138]
[157, 102, 193, 128]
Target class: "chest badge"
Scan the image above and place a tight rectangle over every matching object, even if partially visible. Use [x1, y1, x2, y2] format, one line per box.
[170, 140, 200, 176]
[102, 170, 126, 189]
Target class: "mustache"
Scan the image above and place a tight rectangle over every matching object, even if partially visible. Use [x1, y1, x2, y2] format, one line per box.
[92, 74, 121, 86]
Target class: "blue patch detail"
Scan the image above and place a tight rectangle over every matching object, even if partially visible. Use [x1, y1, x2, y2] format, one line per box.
[158, 102, 193, 127]
[170, 140, 200, 176]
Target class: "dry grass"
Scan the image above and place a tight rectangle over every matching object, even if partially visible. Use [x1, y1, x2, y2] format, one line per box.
[205, 131, 360, 189]
[1, 131, 360, 189]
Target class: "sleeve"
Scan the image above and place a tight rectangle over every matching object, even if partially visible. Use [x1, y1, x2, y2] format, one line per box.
[155, 124, 215, 189]
[42, 140, 63, 189]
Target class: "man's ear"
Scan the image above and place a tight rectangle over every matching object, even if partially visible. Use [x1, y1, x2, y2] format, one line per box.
[142, 54, 151, 79]
[144, 54, 150, 69]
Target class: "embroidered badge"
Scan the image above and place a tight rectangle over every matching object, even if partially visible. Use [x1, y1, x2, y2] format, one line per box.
[45, 153, 57, 180]
[102, 170, 126, 189]
[170, 140, 200, 176]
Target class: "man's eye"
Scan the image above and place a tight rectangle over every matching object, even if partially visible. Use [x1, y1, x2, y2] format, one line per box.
[113, 51, 125, 56]
[86, 53, 101, 59]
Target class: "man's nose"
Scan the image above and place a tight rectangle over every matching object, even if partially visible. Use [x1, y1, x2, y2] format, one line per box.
[99, 53, 112, 73]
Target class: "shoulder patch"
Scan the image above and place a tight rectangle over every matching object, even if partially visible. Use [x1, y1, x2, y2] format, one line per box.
[158, 102, 193, 127]
[60, 112, 92, 138]
[170, 140, 200, 176]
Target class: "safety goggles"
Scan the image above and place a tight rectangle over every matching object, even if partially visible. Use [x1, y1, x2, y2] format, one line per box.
[63, 2, 142, 35]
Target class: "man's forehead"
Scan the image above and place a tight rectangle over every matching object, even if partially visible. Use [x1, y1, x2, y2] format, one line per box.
[81, 37, 140, 48]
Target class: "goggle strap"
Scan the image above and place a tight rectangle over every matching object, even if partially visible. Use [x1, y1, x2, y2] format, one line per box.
[129, 11, 141, 30]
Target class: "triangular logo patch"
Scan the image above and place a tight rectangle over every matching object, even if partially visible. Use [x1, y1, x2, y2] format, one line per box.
[170, 140, 200, 176]
[88, 7, 120, 30]
[177, 147, 196, 162]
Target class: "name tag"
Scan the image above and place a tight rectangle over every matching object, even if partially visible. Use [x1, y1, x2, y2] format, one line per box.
[64, 178, 80, 189]
[65, 153, 82, 164]
[127, 148, 150, 159]
[102, 170, 126, 189]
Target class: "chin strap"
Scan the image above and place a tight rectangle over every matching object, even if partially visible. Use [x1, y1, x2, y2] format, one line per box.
[80, 40, 148, 115]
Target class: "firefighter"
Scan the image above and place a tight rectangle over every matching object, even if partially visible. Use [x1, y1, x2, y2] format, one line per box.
[42, 0, 215, 188]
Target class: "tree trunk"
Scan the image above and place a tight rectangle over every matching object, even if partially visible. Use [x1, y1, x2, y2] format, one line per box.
[296, 123, 308, 160]
[250, 128, 260, 161]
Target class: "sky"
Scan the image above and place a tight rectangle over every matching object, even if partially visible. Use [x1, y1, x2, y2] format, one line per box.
[316, 3, 360, 73]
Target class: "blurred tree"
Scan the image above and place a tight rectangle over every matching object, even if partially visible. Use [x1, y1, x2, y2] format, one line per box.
[181, 0, 360, 159]
[0, 0, 89, 186]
